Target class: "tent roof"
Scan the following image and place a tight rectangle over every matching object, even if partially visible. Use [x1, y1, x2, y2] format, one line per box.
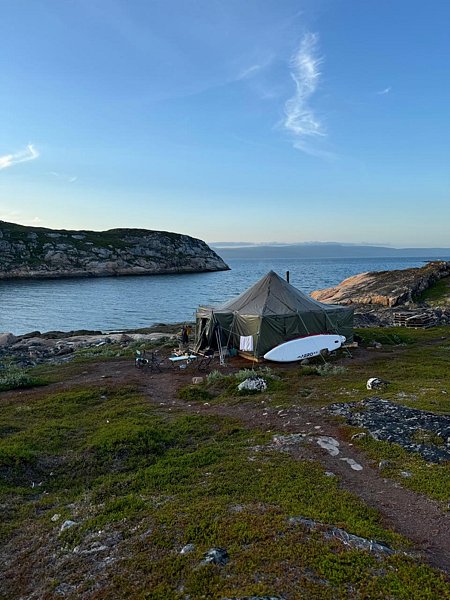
[214, 270, 346, 316]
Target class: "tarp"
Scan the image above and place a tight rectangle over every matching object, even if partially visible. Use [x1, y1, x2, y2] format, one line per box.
[195, 271, 353, 358]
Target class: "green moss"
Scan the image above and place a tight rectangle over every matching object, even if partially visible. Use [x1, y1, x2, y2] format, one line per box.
[416, 277, 450, 304]
[2, 328, 450, 598]
[177, 385, 212, 403]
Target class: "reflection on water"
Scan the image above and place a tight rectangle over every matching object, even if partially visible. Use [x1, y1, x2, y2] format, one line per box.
[0, 257, 444, 335]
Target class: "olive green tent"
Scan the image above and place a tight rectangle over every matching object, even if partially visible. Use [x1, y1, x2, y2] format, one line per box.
[195, 270, 353, 359]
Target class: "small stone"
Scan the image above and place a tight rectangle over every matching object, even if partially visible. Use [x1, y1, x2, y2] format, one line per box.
[400, 470, 412, 478]
[51, 513, 61, 522]
[192, 377, 203, 385]
[351, 432, 367, 440]
[202, 547, 229, 566]
[180, 543, 195, 555]
[340, 457, 363, 471]
[60, 520, 78, 531]
[324, 471, 336, 477]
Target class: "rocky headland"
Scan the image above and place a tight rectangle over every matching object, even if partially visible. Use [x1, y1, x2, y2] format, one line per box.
[311, 261, 450, 307]
[312, 261, 450, 328]
[0, 221, 228, 280]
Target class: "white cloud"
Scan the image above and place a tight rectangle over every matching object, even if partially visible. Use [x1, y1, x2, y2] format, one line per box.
[49, 171, 78, 183]
[238, 64, 263, 80]
[283, 33, 325, 153]
[0, 144, 39, 170]
[377, 87, 391, 95]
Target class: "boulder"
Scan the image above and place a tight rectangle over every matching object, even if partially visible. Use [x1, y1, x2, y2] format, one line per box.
[0, 333, 17, 347]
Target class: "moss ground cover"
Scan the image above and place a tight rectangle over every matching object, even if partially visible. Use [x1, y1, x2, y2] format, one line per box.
[1, 326, 449, 598]
[417, 277, 450, 305]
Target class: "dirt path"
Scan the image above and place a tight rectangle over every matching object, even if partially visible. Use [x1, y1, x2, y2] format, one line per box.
[139, 365, 450, 575]
[8, 357, 450, 574]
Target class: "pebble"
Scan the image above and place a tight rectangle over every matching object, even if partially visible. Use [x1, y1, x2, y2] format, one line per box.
[60, 520, 77, 531]
[51, 514, 61, 522]
[180, 543, 195, 555]
[400, 470, 413, 478]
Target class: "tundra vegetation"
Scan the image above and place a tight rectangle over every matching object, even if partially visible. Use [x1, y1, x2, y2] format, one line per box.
[0, 324, 449, 599]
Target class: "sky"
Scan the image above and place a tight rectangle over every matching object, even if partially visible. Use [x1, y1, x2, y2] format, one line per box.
[1, 0, 449, 247]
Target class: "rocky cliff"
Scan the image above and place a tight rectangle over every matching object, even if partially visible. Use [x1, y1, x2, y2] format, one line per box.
[311, 261, 450, 307]
[0, 221, 229, 280]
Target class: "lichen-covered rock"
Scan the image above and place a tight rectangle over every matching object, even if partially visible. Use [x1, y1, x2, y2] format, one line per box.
[201, 547, 229, 566]
[237, 377, 267, 393]
[328, 398, 450, 463]
[0, 221, 229, 280]
[311, 261, 450, 307]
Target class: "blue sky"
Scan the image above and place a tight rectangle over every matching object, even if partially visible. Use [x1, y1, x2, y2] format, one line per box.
[1, 0, 449, 247]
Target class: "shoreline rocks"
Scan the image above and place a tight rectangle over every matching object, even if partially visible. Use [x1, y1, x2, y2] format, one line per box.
[0, 329, 179, 368]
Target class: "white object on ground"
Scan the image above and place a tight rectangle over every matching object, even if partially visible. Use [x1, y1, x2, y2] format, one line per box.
[264, 334, 346, 363]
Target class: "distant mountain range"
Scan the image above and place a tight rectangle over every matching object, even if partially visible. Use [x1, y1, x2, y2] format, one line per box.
[211, 243, 450, 259]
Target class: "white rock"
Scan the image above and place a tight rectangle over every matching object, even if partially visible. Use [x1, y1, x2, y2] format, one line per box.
[60, 520, 78, 531]
[316, 436, 340, 456]
[341, 457, 363, 471]
[180, 543, 195, 554]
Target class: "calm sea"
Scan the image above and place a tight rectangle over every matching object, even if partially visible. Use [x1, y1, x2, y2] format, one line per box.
[0, 257, 447, 335]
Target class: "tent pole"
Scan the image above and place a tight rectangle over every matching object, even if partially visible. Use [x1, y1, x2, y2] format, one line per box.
[324, 313, 353, 358]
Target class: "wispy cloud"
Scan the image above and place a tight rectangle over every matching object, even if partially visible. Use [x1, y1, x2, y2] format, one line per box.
[49, 171, 78, 183]
[0, 144, 39, 170]
[238, 64, 263, 80]
[283, 33, 325, 154]
[377, 86, 391, 95]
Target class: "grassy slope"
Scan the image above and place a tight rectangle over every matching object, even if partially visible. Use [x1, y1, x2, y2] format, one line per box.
[1, 327, 450, 598]
[417, 276, 450, 305]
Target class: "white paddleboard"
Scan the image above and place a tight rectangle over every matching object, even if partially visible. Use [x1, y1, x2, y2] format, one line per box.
[264, 334, 346, 363]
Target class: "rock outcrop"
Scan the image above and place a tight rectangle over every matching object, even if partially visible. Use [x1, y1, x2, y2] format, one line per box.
[311, 261, 450, 307]
[0, 221, 229, 280]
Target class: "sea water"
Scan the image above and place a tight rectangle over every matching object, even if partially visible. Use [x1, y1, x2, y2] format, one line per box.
[0, 257, 447, 335]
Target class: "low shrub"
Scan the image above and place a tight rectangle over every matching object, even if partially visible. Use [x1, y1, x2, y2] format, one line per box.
[316, 363, 347, 376]
[0, 365, 45, 392]
[206, 370, 225, 385]
[234, 367, 277, 382]
[178, 385, 212, 403]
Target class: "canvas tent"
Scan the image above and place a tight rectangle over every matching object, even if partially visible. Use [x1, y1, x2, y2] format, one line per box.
[195, 270, 353, 359]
